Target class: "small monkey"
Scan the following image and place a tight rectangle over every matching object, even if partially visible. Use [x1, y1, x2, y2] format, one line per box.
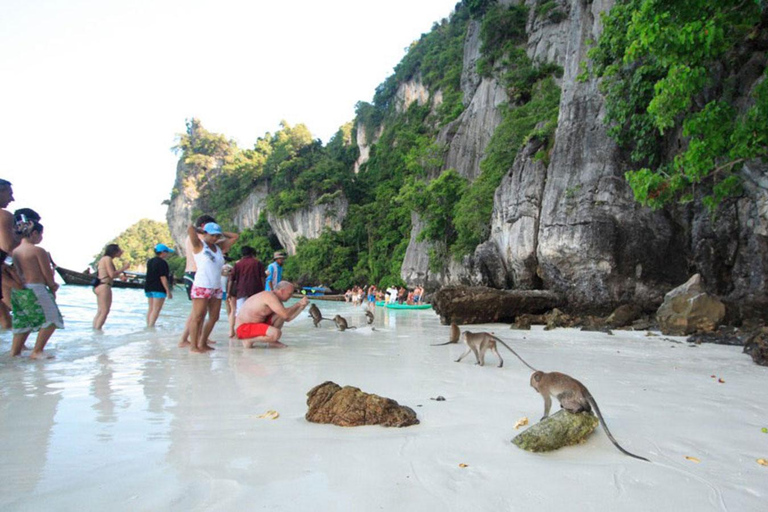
[431, 322, 460, 346]
[334, 314, 356, 331]
[308, 304, 332, 327]
[455, 331, 536, 370]
[365, 310, 374, 324]
[530, 371, 650, 462]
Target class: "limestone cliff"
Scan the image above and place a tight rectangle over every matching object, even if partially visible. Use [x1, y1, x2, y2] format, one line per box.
[401, 0, 767, 318]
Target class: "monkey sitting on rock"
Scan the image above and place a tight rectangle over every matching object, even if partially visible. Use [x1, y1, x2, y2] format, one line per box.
[529, 371, 650, 462]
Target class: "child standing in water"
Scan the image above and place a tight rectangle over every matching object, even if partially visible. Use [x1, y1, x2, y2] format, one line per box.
[10, 221, 63, 358]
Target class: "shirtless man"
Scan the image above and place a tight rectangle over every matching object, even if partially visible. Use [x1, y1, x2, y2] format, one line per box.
[10, 221, 63, 358]
[235, 281, 309, 348]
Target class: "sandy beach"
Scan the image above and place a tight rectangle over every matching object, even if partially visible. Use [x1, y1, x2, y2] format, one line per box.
[1, 290, 766, 511]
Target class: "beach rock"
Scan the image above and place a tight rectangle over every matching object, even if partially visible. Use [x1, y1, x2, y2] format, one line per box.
[511, 409, 599, 453]
[431, 286, 561, 325]
[305, 381, 419, 428]
[657, 274, 726, 335]
[744, 329, 768, 366]
[606, 304, 643, 328]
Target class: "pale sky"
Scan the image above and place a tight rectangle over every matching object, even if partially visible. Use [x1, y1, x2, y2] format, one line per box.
[0, 0, 460, 269]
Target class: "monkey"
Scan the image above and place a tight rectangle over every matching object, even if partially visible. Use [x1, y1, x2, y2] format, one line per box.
[455, 331, 537, 370]
[529, 371, 650, 462]
[431, 322, 461, 346]
[365, 309, 374, 324]
[308, 303, 332, 328]
[334, 314, 357, 331]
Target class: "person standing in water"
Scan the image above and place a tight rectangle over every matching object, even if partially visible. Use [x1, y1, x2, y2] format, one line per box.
[265, 251, 286, 291]
[144, 243, 174, 328]
[93, 243, 129, 330]
[0, 179, 18, 329]
[186, 222, 233, 353]
[10, 221, 63, 358]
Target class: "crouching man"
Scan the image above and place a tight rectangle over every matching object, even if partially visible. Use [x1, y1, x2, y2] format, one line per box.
[235, 281, 308, 348]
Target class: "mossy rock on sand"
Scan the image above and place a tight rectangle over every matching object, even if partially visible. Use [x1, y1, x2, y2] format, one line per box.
[512, 410, 599, 452]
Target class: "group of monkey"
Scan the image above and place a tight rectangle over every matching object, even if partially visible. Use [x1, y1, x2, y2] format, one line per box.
[309, 303, 649, 462]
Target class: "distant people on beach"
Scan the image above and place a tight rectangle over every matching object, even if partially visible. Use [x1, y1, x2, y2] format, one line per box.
[235, 281, 308, 349]
[144, 243, 175, 328]
[184, 222, 237, 353]
[265, 251, 286, 291]
[9, 221, 63, 358]
[93, 243, 130, 330]
[228, 246, 265, 337]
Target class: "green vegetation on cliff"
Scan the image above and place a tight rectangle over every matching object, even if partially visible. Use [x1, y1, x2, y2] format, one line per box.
[172, 0, 563, 287]
[92, 219, 179, 273]
[586, 0, 767, 210]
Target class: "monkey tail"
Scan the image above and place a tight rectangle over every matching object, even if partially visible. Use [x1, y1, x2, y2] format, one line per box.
[494, 338, 538, 371]
[586, 393, 650, 462]
[430, 340, 458, 346]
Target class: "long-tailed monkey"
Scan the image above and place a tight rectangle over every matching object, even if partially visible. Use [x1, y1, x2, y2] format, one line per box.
[431, 322, 460, 346]
[334, 314, 356, 331]
[530, 371, 650, 462]
[308, 304, 332, 328]
[455, 331, 537, 370]
[365, 310, 374, 324]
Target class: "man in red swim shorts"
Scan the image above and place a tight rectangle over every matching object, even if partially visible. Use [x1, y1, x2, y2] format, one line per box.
[235, 280, 309, 348]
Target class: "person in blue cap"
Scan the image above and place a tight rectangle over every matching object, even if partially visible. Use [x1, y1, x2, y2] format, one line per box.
[144, 243, 175, 328]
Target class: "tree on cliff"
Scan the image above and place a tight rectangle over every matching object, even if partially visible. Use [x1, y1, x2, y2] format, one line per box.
[91, 219, 177, 271]
[587, 0, 767, 211]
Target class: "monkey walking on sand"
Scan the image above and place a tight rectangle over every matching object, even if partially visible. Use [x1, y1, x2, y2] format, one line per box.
[455, 331, 537, 370]
[530, 371, 650, 462]
[334, 314, 357, 331]
[308, 304, 333, 328]
[431, 322, 460, 346]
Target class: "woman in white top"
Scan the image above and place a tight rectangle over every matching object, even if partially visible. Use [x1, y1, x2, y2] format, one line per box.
[187, 222, 230, 353]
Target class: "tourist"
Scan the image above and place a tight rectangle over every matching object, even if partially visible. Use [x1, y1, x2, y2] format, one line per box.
[178, 215, 238, 346]
[0, 179, 17, 329]
[183, 214, 216, 300]
[235, 281, 309, 349]
[10, 221, 63, 358]
[265, 251, 286, 291]
[413, 285, 423, 305]
[229, 245, 265, 317]
[186, 222, 233, 353]
[144, 243, 174, 328]
[93, 243, 129, 330]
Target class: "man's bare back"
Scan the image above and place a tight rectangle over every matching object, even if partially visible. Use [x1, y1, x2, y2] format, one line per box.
[234, 283, 308, 348]
[13, 238, 57, 291]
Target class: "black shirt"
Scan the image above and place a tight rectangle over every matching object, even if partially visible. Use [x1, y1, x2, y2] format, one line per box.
[145, 256, 170, 293]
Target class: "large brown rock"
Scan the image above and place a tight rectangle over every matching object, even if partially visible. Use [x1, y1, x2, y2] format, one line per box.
[657, 274, 726, 335]
[744, 328, 768, 366]
[431, 286, 561, 325]
[305, 381, 419, 428]
[511, 410, 599, 452]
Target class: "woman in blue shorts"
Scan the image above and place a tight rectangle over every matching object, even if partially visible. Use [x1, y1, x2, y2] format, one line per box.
[144, 243, 174, 328]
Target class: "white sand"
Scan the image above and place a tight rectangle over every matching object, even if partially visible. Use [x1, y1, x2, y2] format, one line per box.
[1, 298, 766, 511]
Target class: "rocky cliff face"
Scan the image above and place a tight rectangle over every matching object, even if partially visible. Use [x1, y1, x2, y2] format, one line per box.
[166, 159, 200, 255]
[266, 195, 348, 255]
[401, 0, 768, 319]
[167, 170, 348, 257]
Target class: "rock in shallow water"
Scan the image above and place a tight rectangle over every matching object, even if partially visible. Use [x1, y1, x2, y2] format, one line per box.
[511, 410, 598, 452]
[305, 381, 419, 427]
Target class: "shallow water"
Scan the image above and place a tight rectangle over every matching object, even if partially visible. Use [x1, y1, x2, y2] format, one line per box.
[1, 285, 766, 511]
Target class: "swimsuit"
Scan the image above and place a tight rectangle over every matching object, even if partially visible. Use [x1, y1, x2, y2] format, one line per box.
[190, 285, 223, 300]
[11, 283, 64, 334]
[236, 317, 274, 339]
